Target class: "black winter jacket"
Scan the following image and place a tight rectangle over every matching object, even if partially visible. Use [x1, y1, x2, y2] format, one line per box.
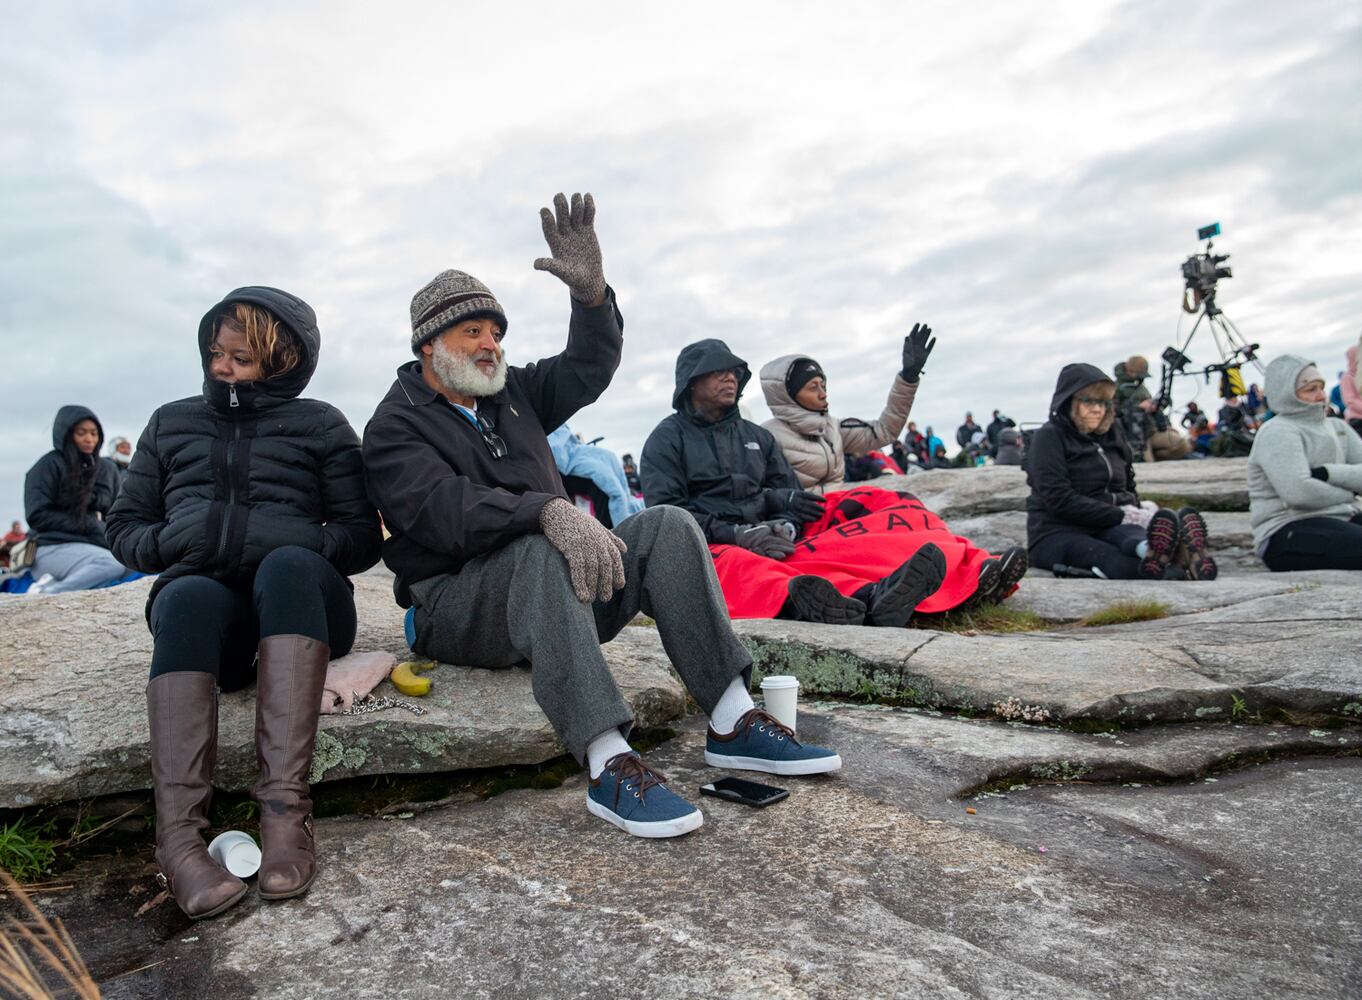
[107, 287, 382, 613]
[24, 405, 122, 548]
[640, 339, 799, 543]
[363, 291, 624, 607]
[1025, 363, 1138, 549]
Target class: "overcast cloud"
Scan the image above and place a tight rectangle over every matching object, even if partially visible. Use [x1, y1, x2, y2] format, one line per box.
[3, 0, 1359, 523]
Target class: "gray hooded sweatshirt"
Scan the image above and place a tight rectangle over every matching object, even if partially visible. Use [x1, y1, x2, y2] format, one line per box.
[1247, 353, 1362, 554]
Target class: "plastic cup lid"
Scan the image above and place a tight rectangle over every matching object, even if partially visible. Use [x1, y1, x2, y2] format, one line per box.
[759, 675, 800, 690]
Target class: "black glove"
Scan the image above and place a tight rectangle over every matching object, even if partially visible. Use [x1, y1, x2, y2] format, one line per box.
[900, 322, 936, 383]
[763, 489, 826, 523]
[733, 524, 796, 560]
[1310, 466, 1329, 482]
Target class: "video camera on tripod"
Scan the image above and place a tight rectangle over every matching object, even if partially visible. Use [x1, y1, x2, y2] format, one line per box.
[1157, 223, 1260, 410]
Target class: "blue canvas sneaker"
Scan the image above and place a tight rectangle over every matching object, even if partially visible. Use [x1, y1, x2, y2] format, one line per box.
[587, 752, 704, 838]
[705, 708, 842, 775]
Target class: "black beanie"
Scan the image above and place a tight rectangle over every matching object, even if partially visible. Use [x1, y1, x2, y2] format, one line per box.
[785, 358, 825, 398]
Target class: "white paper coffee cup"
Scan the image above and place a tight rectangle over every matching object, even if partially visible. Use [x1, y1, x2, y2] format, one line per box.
[208, 830, 261, 878]
[760, 675, 800, 732]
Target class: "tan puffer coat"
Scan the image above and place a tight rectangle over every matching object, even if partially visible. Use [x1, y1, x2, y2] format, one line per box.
[759, 355, 918, 490]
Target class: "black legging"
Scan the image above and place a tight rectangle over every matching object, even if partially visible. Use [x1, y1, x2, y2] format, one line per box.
[149, 546, 356, 689]
[1030, 524, 1147, 580]
[1262, 514, 1362, 572]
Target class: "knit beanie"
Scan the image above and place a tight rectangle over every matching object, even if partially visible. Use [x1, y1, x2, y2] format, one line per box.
[410, 270, 508, 355]
[1296, 363, 1324, 390]
[785, 358, 825, 398]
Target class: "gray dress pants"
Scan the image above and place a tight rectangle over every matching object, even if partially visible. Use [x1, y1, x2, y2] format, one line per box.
[408, 504, 752, 763]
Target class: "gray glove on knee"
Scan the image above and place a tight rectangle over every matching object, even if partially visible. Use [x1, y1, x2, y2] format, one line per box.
[539, 498, 627, 603]
[733, 523, 796, 560]
[533, 192, 607, 306]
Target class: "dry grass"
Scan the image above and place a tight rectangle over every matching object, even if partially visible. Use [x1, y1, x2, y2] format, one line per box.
[0, 868, 100, 999]
[918, 604, 1050, 634]
[1078, 599, 1171, 627]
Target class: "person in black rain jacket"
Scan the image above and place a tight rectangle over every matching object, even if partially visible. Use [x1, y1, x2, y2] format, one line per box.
[107, 286, 381, 921]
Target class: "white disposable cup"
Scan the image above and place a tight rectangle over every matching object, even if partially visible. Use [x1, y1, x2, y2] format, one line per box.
[207, 830, 262, 878]
[760, 675, 800, 733]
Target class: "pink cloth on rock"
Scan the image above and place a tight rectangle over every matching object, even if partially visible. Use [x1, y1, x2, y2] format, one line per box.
[321, 651, 398, 713]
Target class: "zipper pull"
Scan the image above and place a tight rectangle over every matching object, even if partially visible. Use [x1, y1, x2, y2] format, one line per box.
[229, 384, 239, 408]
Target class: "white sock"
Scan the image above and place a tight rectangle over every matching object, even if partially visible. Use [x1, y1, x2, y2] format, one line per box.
[1136, 541, 1149, 559]
[585, 729, 634, 778]
[708, 676, 756, 736]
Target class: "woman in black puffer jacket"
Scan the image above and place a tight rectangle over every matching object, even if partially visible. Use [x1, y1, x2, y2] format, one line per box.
[24, 404, 128, 592]
[1026, 363, 1216, 580]
[108, 286, 381, 921]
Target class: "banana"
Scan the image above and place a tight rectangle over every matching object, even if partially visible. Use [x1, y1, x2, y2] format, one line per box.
[390, 660, 435, 697]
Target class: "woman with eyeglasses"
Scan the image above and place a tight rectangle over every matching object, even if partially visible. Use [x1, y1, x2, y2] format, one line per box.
[1249, 354, 1362, 571]
[106, 288, 382, 920]
[1026, 363, 1216, 580]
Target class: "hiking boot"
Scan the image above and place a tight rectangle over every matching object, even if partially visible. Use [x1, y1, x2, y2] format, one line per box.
[787, 576, 866, 626]
[1139, 509, 1181, 580]
[864, 543, 947, 627]
[1176, 508, 1218, 580]
[962, 558, 1002, 610]
[705, 708, 842, 775]
[252, 635, 330, 901]
[148, 671, 249, 920]
[586, 752, 703, 838]
[989, 547, 1029, 603]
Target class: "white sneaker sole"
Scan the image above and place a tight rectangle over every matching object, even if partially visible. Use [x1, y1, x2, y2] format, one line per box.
[586, 797, 704, 838]
[704, 750, 843, 776]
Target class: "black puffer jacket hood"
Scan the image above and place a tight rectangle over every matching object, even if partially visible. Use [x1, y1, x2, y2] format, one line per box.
[52, 404, 104, 453]
[672, 339, 750, 410]
[198, 286, 320, 413]
[1050, 363, 1115, 430]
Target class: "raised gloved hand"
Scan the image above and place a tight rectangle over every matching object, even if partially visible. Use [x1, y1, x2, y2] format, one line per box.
[900, 322, 936, 383]
[533, 192, 606, 305]
[539, 498, 627, 603]
[763, 489, 826, 523]
[733, 524, 796, 560]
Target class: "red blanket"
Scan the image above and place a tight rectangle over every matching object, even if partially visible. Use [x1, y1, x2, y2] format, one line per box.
[711, 487, 991, 619]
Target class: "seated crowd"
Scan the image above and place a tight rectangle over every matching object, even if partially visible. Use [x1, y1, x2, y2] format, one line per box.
[8, 191, 1361, 924]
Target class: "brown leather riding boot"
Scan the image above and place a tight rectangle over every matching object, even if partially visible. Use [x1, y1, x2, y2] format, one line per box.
[147, 671, 249, 919]
[252, 634, 330, 900]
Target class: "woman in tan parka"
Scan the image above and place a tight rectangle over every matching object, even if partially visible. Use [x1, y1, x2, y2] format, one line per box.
[756, 325, 1028, 612]
[759, 353, 917, 488]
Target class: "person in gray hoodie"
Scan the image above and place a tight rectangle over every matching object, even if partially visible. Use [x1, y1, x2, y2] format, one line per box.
[1249, 354, 1362, 570]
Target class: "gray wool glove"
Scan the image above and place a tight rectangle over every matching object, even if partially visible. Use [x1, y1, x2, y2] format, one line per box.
[733, 523, 796, 560]
[533, 192, 607, 305]
[762, 519, 799, 542]
[539, 498, 627, 603]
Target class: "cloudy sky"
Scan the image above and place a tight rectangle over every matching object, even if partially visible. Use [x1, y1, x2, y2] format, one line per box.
[3, 0, 1359, 524]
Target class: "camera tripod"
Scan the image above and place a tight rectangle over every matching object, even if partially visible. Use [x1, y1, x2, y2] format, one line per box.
[1157, 285, 1261, 409]
[1175, 285, 1261, 377]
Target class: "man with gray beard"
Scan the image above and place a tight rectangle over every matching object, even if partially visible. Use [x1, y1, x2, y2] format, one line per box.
[362, 193, 840, 839]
